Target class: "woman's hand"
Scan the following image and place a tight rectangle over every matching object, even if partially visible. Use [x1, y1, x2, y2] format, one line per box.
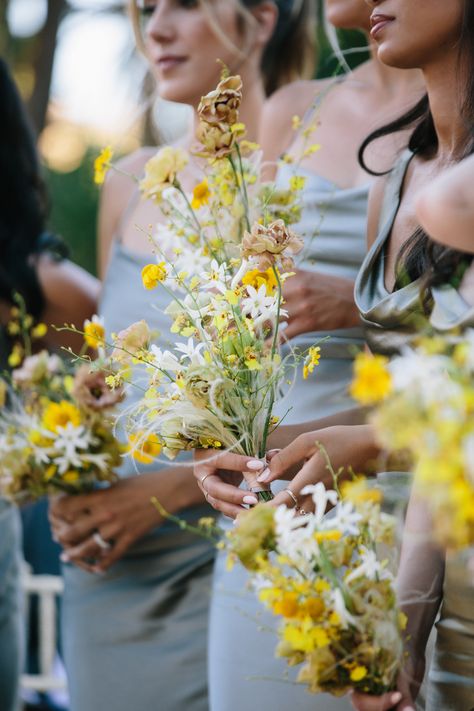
[350, 654, 423, 711]
[260, 425, 380, 510]
[49, 467, 203, 573]
[350, 687, 414, 711]
[281, 269, 359, 340]
[193, 449, 268, 519]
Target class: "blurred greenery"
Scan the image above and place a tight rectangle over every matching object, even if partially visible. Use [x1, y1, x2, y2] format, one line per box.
[44, 150, 100, 276]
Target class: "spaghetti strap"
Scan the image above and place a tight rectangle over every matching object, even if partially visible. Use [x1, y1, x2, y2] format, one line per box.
[114, 188, 142, 244]
[376, 148, 414, 235]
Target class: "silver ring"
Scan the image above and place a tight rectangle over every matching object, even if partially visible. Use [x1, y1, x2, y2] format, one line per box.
[199, 472, 212, 490]
[93, 531, 112, 551]
[283, 488, 298, 508]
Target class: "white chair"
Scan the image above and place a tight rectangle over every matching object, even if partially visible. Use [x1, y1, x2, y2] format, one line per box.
[20, 564, 67, 694]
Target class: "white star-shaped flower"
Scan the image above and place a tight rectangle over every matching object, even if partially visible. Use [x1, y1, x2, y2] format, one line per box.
[301, 482, 338, 523]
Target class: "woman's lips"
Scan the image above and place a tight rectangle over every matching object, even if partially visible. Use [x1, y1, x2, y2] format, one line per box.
[370, 14, 395, 40]
[157, 56, 187, 73]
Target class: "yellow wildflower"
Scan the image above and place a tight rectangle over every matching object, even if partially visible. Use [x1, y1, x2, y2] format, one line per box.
[350, 352, 392, 405]
[7, 321, 20, 336]
[94, 146, 114, 185]
[289, 175, 306, 192]
[44, 465, 57, 481]
[273, 593, 299, 618]
[244, 347, 262, 371]
[303, 346, 321, 379]
[292, 115, 302, 130]
[314, 529, 342, 544]
[31, 323, 48, 339]
[140, 146, 188, 203]
[83, 315, 105, 349]
[242, 267, 278, 295]
[350, 666, 368, 682]
[141, 262, 167, 290]
[42, 401, 81, 432]
[191, 179, 211, 209]
[8, 343, 23, 368]
[62, 470, 80, 483]
[129, 432, 162, 464]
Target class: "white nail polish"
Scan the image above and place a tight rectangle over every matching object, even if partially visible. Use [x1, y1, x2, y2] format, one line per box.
[60, 553, 70, 563]
[257, 467, 270, 482]
[246, 460, 264, 471]
[243, 495, 258, 505]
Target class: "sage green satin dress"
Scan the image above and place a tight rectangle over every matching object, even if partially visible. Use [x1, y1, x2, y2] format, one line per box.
[355, 149, 474, 711]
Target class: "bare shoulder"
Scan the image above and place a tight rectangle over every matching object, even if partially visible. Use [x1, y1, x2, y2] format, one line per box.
[98, 146, 156, 277]
[259, 79, 334, 165]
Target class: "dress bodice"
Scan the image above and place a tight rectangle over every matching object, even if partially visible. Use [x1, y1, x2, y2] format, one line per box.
[273, 164, 369, 423]
[355, 149, 474, 355]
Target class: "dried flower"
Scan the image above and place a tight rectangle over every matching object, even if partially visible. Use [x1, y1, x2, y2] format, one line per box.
[72, 365, 124, 411]
[241, 219, 304, 271]
[111, 320, 150, 363]
[197, 75, 242, 128]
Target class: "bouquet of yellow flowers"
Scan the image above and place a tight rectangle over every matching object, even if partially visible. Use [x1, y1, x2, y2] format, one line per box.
[224, 479, 405, 696]
[99, 72, 322, 501]
[0, 309, 122, 500]
[350, 334, 474, 549]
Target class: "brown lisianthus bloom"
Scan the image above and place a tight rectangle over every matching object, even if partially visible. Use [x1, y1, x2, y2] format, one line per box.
[197, 75, 242, 128]
[72, 365, 124, 412]
[195, 121, 236, 159]
[241, 219, 304, 271]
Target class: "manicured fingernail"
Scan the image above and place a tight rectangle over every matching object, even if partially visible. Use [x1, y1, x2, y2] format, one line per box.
[60, 552, 70, 563]
[390, 692, 402, 704]
[257, 467, 270, 482]
[246, 460, 264, 471]
[243, 495, 258, 505]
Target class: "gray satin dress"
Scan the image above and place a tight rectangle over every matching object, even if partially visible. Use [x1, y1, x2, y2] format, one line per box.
[209, 166, 369, 711]
[355, 149, 474, 711]
[61, 237, 215, 711]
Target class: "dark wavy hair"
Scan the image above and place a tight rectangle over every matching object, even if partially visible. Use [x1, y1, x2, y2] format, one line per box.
[0, 58, 67, 319]
[359, 2, 474, 298]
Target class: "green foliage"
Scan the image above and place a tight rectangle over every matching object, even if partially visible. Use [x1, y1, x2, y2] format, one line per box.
[44, 149, 99, 276]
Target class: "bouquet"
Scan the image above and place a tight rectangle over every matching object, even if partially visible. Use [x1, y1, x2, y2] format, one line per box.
[98, 72, 322, 500]
[350, 334, 474, 549]
[0, 306, 122, 500]
[223, 479, 405, 696]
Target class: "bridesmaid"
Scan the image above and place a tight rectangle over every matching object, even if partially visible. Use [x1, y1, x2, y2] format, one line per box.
[0, 58, 98, 711]
[205, 2, 423, 711]
[48, 3, 315, 711]
[256, 2, 474, 710]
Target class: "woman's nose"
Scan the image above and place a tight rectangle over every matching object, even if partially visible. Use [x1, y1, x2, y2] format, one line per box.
[146, 1, 177, 44]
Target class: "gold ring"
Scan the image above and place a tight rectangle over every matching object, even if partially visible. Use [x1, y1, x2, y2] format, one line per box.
[283, 488, 298, 508]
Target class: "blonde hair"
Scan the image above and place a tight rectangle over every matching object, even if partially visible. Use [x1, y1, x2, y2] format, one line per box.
[129, 0, 316, 96]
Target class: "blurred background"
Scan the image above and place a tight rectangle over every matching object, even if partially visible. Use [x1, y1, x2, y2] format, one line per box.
[2, 0, 368, 278]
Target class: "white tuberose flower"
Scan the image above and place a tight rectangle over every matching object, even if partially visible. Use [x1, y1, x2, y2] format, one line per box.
[301, 482, 338, 523]
[52, 424, 94, 474]
[241, 284, 282, 327]
[345, 547, 393, 585]
[324, 501, 362, 536]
